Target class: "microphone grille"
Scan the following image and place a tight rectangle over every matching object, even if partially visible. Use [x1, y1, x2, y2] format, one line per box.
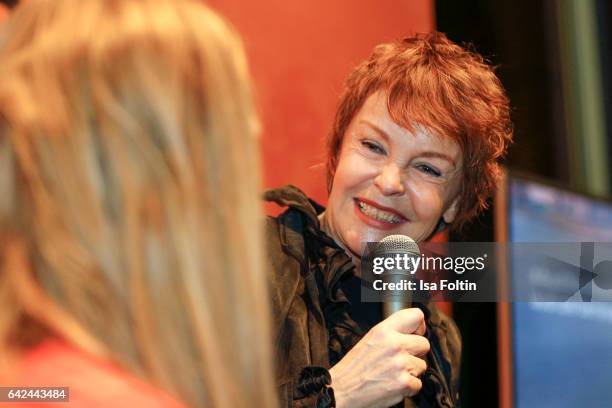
[376, 234, 420, 255]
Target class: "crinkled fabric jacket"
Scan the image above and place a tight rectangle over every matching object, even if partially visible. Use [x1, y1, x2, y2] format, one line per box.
[265, 186, 462, 408]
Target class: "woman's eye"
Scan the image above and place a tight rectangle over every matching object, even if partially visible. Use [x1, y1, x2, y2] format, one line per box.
[361, 140, 386, 155]
[417, 164, 441, 177]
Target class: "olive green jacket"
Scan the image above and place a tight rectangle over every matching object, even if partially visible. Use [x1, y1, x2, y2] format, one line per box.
[265, 186, 461, 408]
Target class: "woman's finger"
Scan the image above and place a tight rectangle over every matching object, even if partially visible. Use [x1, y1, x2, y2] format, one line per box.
[393, 333, 430, 357]
[381, 308, 425, 334]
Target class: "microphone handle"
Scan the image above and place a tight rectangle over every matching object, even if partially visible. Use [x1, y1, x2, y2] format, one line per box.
[382, 298, 412, 318]
[382, 272, 412, 318]
[382, 287, 412, 408]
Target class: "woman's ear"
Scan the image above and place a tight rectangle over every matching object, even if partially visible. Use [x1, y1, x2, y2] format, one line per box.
[442, 195, 460, 224]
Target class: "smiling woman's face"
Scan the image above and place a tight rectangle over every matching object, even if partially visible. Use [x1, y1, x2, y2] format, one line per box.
[322, 91, 463, 257]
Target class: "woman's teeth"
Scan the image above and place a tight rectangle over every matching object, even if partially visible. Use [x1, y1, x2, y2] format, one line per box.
[358, 201, 402, 224]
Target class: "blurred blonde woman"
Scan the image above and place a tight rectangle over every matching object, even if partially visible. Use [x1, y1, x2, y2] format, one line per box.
[0, 0, 277, 407]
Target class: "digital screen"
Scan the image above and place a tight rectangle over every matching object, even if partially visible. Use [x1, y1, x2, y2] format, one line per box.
[508, 177, 612, 408]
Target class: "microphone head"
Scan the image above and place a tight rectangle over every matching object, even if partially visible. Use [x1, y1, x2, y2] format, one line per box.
[375, 234, 420, 256]
[374, 235, 419, 317]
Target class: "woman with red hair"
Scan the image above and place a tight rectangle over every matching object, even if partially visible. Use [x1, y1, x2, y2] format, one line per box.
[266, 32, 512, 407]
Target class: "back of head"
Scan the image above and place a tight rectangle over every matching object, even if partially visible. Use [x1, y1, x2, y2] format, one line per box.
[0, 0, 276, 406]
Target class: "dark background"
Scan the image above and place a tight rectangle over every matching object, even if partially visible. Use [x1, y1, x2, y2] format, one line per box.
[0, 0, 18, 8]
[437, 0, 612, 406]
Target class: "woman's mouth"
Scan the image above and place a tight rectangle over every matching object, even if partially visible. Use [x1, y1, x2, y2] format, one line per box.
[354, 198, 407, 227]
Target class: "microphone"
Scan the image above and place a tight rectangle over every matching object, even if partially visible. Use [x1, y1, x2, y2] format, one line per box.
[374, 235, 420, 318]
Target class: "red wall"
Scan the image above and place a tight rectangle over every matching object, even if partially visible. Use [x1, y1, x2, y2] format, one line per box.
[206, 0, 435, 206]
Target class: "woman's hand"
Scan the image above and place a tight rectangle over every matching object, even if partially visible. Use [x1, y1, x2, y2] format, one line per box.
[329, 308, 430, 408]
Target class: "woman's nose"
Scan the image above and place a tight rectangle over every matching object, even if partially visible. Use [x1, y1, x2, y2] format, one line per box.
[374, 163, 405, 196]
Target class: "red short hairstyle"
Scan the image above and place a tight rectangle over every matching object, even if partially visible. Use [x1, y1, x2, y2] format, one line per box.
[326, 32, 513, 232]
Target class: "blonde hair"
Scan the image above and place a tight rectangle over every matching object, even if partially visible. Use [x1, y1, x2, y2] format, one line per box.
[0, 0, 277, 407]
